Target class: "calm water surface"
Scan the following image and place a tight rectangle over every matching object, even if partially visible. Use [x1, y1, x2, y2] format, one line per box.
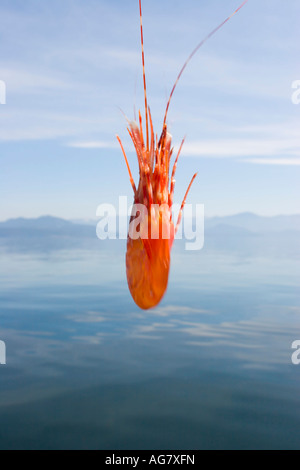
[0, 236, 299, 449]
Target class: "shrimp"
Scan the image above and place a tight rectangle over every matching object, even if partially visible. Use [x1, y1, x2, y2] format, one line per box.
[117, 0, 249, 310]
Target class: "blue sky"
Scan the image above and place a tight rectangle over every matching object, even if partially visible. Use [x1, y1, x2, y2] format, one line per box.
[0, 0, 299, 221]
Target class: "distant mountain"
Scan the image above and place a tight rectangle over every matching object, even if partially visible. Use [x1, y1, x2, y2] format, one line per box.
[205, 212, 300, 233]
[0, 216, 95, 236]
[0, 216, 97, 252]
[0, 214, 298, 256]
[205, 223, 256, 237]
[1, 213, 300, 237]
[71, 218, 98, 226]
[0, 216, 73, 230]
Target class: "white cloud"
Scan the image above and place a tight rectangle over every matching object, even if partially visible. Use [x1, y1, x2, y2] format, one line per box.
[0, 109, 113, 142]
[0, 66, 71, 93]
[67, 141, 119, 149]
[243, 158, 300, 166]
[176, 138, 300, 159]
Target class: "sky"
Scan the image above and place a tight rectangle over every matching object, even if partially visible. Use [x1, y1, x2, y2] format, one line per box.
[0, 0, 300, 221]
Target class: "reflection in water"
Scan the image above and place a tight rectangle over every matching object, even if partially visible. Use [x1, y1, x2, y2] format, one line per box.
[0, 236, 300, 449]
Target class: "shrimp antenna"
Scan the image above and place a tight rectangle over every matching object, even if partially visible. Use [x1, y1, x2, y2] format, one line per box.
[139, 0, 149, 151]
[163, 0, 249, 126]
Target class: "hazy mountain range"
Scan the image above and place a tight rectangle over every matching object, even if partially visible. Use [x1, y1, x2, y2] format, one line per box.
[0, 216, 94, 236]
[205, 212, 300, 234]
[0, 213, 299, 256]
[1, 212, 299, 234]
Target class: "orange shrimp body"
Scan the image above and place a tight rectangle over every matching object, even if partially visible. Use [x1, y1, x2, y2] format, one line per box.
[125, 119, 175, 309]
[117, 0, 249, 309]
[126, 229, 172, 310]
[118, 115, 194, 310]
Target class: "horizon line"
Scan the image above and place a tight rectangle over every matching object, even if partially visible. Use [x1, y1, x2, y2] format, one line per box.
[1, 211, 300, 224]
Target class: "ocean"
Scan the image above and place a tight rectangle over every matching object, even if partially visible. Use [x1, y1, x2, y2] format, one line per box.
[0, 222, 299, 449]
